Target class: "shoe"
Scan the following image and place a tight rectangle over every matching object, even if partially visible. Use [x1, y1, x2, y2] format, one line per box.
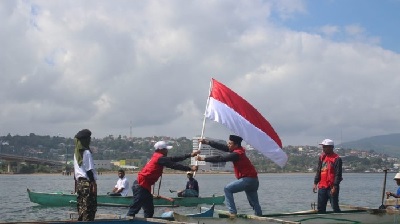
[229, 213, 237, 219]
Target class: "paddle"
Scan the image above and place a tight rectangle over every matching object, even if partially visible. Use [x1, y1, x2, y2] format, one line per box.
[153, 194, 175, 202]
[169, 189, 177, 193]
[379, 168, 388, 209]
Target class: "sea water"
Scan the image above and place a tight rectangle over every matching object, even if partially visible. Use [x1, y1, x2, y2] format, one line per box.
[0, 172, 394, 222]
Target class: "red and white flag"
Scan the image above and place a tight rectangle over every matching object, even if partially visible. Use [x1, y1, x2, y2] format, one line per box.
[205, 78, 288, 167]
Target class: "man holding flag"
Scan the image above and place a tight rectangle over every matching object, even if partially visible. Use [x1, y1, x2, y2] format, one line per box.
[197, 135, 262, 217]
[194, 78, 287, 217]
[127, 141, 200, 218]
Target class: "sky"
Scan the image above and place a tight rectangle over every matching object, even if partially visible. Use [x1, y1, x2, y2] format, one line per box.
[1, 0, 399, 146]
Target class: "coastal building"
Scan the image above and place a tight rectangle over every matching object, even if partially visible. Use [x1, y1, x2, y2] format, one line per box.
[93, 160, 112, 170]
[191, 137, 234, 172]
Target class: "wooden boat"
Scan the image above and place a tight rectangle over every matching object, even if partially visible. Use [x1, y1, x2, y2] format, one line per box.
[6, 205, 399, 224]
[385, 198, 400, 207]
[159, 204, 215, 220]
[211, 206, 400, 224]
[0, 207, 216, 224]
[0, 217, 188, 224]
[27, 188, 224, 207]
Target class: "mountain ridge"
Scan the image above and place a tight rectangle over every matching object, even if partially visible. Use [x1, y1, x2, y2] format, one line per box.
[339, 133, 400, 157]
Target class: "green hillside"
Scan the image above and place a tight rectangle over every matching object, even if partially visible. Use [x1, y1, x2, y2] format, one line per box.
[339, 133, 400, 157]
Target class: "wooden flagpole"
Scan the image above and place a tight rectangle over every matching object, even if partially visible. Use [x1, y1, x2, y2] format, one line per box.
[194, 79, 213, 178]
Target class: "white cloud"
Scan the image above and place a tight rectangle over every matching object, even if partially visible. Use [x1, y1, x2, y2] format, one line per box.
[0, 0, 399, 146]
[319, 25, 339, 37]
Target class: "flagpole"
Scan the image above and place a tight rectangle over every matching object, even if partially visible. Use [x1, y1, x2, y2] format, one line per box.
[194, 79, 213, 178]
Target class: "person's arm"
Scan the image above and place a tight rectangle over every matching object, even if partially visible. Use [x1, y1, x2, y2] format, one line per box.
[158, 158, 192, 171]
[87, 170, 95, 182]
[158, 151, 201, 170]
[387, 192, 399, 198]
[333, 157, 343, 188]
[208, 141, 230, 152]
[166, 153, 192, 163]
[194, 179, 199, 192]
[330, 157, 342, 195]
[74, 175, 77, 194]
[85, 169, 97, 195]
[204, 152, 239, 163]
[313, 157, 322, 193]
[185, 181, 190, 190]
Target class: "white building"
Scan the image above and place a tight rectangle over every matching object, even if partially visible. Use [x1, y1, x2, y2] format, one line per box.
[191, 137, 234, 172]
[94, 160, 112, 170]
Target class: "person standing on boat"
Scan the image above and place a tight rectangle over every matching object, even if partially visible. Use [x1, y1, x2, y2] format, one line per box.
[196, 135, 262, 217]
[177, 171, 199, 197]
[126, 141, 200, 218]
[108, 169, 129, 196]
[73, 129, 97, 221]
[313, 139, 343, 213]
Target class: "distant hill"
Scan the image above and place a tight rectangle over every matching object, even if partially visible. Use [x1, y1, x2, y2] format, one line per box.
[338, 133, 400, 157]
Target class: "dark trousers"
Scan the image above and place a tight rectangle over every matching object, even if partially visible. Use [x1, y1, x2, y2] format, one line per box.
[317, 186, 341, 213]
[76, 179, 97, 221]
[127, 180, 154, 218]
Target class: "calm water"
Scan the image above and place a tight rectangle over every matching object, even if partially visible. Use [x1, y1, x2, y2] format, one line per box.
[0, 172, 395, 222]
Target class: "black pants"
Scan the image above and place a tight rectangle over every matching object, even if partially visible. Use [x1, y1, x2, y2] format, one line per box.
[317, 186, 341, 213]
[126, 180, 154, 218]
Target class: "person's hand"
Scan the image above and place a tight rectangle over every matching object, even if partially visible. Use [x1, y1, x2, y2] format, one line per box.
[191, 165, 198, 172]
[330, 186, 337, 195]
[312, 184, 317, 193]
[386, 192, 392, 199]
[199, 139, 209, 145]
[191, 150, 201, 157]
[90, 182, 97, 195]
[196, 155, 204, 161]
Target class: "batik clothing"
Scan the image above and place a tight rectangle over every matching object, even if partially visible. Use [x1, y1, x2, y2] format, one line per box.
[74, 144, 97, 221]
[76, 179, 97, 221]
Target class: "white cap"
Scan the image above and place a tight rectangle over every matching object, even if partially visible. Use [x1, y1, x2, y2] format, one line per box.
[187, 171, 193, 175]
[394, 173, 400, 180]
[154, 141, 173, 150]
[319, 139, 334, 146]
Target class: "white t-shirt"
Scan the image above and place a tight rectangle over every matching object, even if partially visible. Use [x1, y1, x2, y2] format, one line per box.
[74, 150, 97, 181]
[115, 176, 129, 196]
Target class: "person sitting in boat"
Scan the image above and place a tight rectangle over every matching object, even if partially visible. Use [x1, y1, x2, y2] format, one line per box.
[177, 171, 199, 197]
[385, 172, 400, 209]
[108, 169, 129, 196]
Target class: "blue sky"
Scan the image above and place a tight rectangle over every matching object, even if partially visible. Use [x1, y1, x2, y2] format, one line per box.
[279, 0, 400, 52]
[1, 0, 400, 147]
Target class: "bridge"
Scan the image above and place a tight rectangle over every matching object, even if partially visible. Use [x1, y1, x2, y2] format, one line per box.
[0, 153, 65, 173]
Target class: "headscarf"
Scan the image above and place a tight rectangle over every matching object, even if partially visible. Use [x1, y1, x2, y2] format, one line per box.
[74, 129, 91, 166]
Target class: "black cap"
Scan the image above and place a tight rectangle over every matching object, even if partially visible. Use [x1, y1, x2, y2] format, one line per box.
[229, 135, 243, 145]
[75, 129, 92, 139]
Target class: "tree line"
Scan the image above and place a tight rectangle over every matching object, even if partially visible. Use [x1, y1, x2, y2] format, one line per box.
[0, 133, 394, 174]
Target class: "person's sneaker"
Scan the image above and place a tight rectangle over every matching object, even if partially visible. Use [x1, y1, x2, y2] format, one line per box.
[229, 213, 237, 219]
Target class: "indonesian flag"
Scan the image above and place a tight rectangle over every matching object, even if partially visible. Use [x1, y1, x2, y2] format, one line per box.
[205, 78, 288, 168]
